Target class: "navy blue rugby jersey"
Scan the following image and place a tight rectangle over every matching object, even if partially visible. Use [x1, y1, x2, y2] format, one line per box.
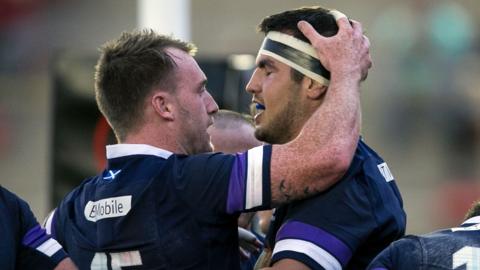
[266, 139, 406, 270]
[0, 186, 68, 270]
[45, 144, 272, 270]
[368, 216, 480, 270]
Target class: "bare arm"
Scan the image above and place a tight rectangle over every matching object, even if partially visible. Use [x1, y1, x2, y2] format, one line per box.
[270, 18, 371, 206]
[254, 250, 311, 270]
[261, 259, 311, 270]
[238, 212, 255, 229]
[54, 258, 78, 270]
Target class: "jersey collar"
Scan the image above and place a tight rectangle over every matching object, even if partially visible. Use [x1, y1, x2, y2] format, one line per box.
[106, 144, 173, 160]
[462, 215, 480, 225]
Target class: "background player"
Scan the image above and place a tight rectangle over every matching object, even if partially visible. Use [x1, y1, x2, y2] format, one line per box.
[208, 109, 272, 270]
[368, 200, 480, 270]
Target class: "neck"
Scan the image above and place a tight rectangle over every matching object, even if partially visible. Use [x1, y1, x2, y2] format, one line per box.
[121, 124, 184, 154]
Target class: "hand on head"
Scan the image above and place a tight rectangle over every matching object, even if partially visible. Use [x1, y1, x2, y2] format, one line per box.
[297, 17, 372, 83]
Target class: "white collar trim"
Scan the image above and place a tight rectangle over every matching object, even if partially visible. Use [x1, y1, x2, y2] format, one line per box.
[462, 216, 480, 225]
[106, 144, 173, 159]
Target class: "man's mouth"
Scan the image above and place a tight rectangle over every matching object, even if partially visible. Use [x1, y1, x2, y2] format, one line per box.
[252, 102, 265, 123]
[207, 117, 214, 128]
[255, 102, 265, 111]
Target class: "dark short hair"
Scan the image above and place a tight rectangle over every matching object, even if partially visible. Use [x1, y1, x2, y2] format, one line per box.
[465, 200, 480, 220]
[94, 29, 196, 141]
[257, 6, 339, 83]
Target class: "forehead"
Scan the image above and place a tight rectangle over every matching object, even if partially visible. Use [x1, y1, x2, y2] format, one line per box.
[256, 53, 290, 71]
[166, 47, 206, 82]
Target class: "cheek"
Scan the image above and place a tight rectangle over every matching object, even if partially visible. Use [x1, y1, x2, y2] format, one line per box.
[263, 87, 284, 111]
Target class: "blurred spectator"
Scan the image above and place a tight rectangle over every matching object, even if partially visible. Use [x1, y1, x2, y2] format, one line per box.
[371, 0, 478, 177]
[432, 181, 480, 229]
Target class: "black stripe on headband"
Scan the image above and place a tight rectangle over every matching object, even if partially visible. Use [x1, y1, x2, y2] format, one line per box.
[262, 38, 330, 80]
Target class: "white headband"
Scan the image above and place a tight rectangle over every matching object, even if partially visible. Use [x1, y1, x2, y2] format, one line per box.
[256, 10, 348, 86]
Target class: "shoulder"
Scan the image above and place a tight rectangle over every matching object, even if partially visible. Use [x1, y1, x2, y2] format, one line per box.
[421, 227, 480, 248]
[382, 235, 423, 260]
[169, 151, 236, 166]
[0, 185, 23, 205]
[0, 186, 33, 217]
[168, 146, 271, 181]
[368, 235, 423, 269]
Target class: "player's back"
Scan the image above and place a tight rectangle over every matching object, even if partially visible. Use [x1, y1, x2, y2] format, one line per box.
[368, 219, 480, 269]
[422, 225, 480, 269]
[49, 146, 242, 270]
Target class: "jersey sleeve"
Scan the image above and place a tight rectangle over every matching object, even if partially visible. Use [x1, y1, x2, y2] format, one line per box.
[367, 236, 422, 270]
[269, 170, 379, 270]
[15, 196, 68, 269]
[170, 145, 272, 215]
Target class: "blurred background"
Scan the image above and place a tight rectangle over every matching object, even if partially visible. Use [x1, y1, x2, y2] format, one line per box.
[1, 0, 480, 234]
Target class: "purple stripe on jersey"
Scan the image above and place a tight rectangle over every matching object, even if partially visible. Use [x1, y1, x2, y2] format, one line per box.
[22, 225, 51, 248]
[226, 152, 247, 214]
[276, 220, 352, 266]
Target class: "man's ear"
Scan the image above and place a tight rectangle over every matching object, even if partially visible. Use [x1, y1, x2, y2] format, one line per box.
[302, 77, 327, 100]
[151, 92, 175, 121]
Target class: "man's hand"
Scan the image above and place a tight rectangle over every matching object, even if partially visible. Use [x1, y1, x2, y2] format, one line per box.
[254, 248, 272, 270]
[238, 227, 263, 259]
[298, 17, 372, 83]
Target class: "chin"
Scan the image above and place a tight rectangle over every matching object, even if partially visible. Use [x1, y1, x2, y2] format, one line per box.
[199, 141, 214, 154]
[254, 127, 270, 143]
[255, 126, 288, 145]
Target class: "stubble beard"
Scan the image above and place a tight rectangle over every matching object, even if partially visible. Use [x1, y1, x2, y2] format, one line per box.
[178, 107, 213, 155]
[254, 88, 302, 145]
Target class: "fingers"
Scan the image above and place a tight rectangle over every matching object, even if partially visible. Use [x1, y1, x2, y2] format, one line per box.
[348, 19, 361, 32]
[349, 19, 365, 40]
[254, 238, 263, 249]
[240, 240, 262, 254]
[329, 10, 347, 21]
[238, 227, 263, 253]
[239, 247, 251, 259]
[360, 35, 372, 81]
[336, 17, 352, 31]
[363, 34, 371, 49]
[362, 34, 372, 68]
[298, 13, 372, 80]
[297, 20, 325, 44]
[238, 227, 257, 242]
